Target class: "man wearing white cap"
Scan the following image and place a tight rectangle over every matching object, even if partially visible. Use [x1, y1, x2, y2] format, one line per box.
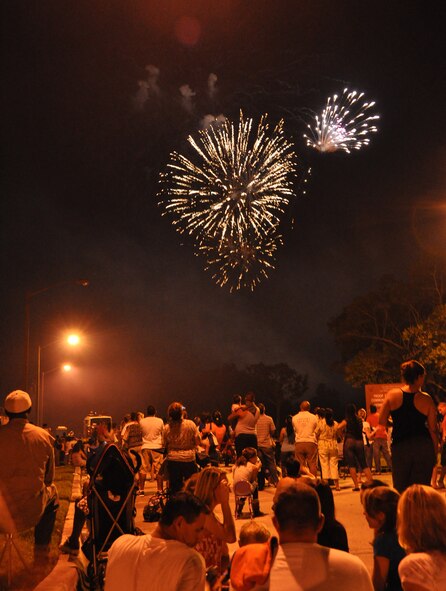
[0, 390, 58, 562]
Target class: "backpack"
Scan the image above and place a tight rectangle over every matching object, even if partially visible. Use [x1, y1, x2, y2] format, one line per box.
[143, 491, 168, 522]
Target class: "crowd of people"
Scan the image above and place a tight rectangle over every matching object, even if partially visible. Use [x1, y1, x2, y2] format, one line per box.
[1, 359, 446, 590]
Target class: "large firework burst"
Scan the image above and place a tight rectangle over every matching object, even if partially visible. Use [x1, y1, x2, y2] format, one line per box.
[303, 89, 379, 153]
[158, 112, 297, 290]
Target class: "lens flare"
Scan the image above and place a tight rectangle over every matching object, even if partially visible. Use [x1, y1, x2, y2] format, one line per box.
[158, 112, 297, 290]
[303, 89, 379, 153]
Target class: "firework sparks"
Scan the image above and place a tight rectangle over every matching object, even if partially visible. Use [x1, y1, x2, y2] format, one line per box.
[158, 112, 297, 290]
[200, 231, 283, 292]
[303, 89, 379, 153]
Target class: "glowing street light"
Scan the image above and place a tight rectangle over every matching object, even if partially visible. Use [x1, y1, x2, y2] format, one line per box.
[67, 334, 80, 346]
[40, 363, 74, 425]
[36, 333, 82, 425]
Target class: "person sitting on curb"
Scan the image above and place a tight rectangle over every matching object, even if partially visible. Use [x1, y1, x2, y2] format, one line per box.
[105, 492, 208, 591]
[0, 390, 58, 564]
[230, 481, 373, 591]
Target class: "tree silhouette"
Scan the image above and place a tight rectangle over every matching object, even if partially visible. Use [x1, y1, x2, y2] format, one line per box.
[244, 362, 308, 426]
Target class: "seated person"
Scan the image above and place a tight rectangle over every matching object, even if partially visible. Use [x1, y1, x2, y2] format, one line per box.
[0, 390, 58, 563]
[104, 492, 208, 591]
[233, 447, 264, 517]
[231, 481, 373, 591]
[239, 521, 271, 547]
[315, 481, 349, 552]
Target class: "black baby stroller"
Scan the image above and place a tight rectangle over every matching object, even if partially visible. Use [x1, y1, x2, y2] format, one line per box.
[83, 443, 141, 589]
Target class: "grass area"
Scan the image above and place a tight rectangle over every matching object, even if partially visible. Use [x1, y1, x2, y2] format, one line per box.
[0, 465, 74, 591]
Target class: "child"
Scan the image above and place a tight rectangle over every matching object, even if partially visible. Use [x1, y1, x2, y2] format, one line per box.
[239, 521, 271, 547]
[363, 486, 406, 591]
[232, 447, 263, 517]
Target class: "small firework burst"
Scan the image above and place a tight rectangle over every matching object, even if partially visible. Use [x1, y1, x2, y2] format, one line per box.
[303, 89, 379, 153]
[200, 231, 283, 292]
[158, 111, 297, 290]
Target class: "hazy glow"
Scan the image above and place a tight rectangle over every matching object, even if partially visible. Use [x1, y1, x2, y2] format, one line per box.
[304, 88, 379, 153]
[62, 363, 72, 372]
[159, 111, 297, 291]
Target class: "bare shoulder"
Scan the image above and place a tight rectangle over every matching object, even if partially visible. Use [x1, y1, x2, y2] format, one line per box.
[415, 390, 436, 411]
[380, 387, 403, 412]
[386, 387, 403, 400]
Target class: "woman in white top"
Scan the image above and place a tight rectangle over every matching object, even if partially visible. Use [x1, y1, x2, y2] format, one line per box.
[162, 402, 201, 494]
[316, 408, 340, 491]
[397, 484, 446, 591]
[279, 415, 295, 476]
[358, 407, 374, 471]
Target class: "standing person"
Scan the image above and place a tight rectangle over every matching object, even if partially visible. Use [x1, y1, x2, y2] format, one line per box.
[316, 408, 340, 491]
[367, 404, 380, 430]
[358, 408, 374, 471]
[209, 411, 227, 452]
[140, 405, 164, 493]
[363, 486, 406, 591]
[228, 392, 260, 457]
[379, 360, 437, 492]
[435, 402, 446, 488]
[71, 440, 87, 468]
[163, 402, 201, 494]
[105, 492, 208, 591]
[397, 484, 446, 591]
[337, 403, 373, 490]
[256, 403, 279, 489]
[370, 420, 393, 475]
[0, 390, 58, 563]
[292, 400, 318, 478]
[184, 467, 236, 575]
[279, 415, 295, 476]
[122, 411, 144, 495]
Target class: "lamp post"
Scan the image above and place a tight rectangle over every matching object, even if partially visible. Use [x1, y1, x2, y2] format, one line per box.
[36, 334, 80, 426]
[40, 363, 72, 426]
[24, 279, 89, 390]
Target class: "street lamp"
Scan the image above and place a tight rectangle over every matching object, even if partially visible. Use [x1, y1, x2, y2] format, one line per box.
[40, 363, 73, 426]
[24, 278, 89, 390]
[36, 333, 81, 425]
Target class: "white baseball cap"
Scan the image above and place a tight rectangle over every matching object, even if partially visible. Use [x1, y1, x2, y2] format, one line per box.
[4, 390, 32, 413]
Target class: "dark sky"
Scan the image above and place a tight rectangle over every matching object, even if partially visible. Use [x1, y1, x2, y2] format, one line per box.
[1, 1, 445, 430]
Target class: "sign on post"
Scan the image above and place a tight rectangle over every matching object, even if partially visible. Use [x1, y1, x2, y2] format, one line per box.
[365, 383, 403, 413]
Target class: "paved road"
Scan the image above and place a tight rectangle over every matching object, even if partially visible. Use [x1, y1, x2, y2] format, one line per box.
[134, 470, 395, 575]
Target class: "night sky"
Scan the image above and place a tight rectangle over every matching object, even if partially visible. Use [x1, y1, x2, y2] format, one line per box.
[1, 1, 445, 431]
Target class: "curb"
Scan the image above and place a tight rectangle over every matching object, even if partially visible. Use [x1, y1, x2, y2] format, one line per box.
[34, 469, 83, 591]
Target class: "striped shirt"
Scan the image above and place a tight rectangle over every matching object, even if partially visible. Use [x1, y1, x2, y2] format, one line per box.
[256, 414, 276, 447]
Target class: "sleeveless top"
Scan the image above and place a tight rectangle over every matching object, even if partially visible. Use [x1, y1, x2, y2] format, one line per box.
[391, 389, 430, 444]
[345, 416, 363, 441]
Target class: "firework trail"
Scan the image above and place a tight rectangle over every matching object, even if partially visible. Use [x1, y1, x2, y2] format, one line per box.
[303, 89, 379, 153]
[158, 112, 297, 290]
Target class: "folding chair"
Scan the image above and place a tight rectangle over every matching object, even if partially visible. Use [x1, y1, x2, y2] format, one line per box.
[233, 480, 254, 519]
[0, 532, 29, 588]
